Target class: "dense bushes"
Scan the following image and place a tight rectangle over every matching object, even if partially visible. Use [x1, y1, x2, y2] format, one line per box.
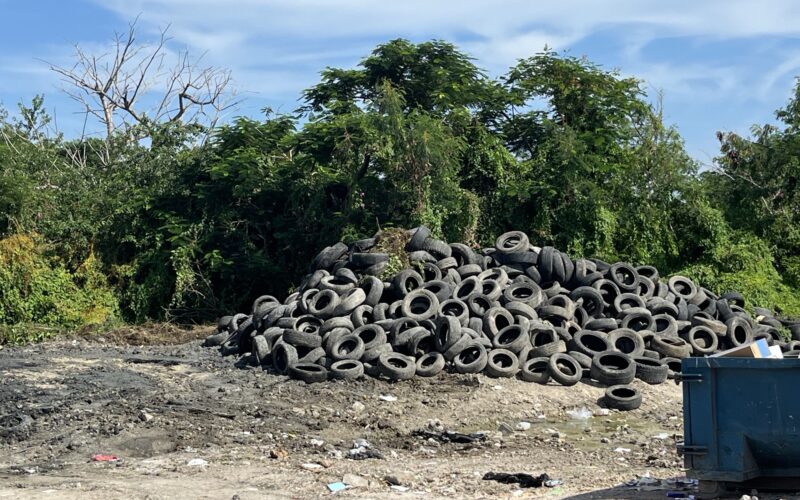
[0, 234, 117, 342]
[1, 39, 799, 342]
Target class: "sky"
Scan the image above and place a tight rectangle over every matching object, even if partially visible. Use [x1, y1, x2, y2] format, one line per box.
[3, 1, 800, 166]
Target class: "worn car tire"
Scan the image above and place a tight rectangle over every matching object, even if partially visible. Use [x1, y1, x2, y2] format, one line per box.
[495, 231, 530, 254]
[272, 341, 299, 374]
[492, 325, 531, 354]
[520, 356, 551, 384]
[547, 353, 582, 386]
[289, 362, 328, 383]
[569, 330, 612, 357]
[329, 334, 366, 361]
[330, 359, 364, 380]
[590, 350, 636, 386]
[377, 352, 416, 380]
[415, 352, 445, 377]
[651, 336, 691, 358]
[633, 357, 668, 385]
[485, 349, 519, 378]
[603, 385, 642, 411]
[452, 342, 488, 374]
[401, 289, 440, 321]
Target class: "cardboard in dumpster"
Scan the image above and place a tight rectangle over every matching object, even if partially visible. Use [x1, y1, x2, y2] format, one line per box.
[710, 338, 770, 359]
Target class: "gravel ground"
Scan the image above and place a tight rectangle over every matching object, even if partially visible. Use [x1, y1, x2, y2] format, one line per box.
[0, 333, 792, 499]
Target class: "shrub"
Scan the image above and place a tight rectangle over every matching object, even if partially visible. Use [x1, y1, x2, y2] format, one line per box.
[0, 233, 118, 343]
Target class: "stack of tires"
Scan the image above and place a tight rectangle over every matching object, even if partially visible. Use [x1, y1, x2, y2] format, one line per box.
[206, 227, 799, 412]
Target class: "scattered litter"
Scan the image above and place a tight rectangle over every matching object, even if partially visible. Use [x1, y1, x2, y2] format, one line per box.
[498, 422, 516, 434]
[348, 448, 384, 460]
[594, 408, 610, 417]
[301, 462, 324, 471]
[351, 402, 366, 413]
[566, 407, 592, 420]
[614, 447, 631, 453]
[138, 410, 154, 422]
[515, 421, 531, 431]
[187, 458, 208, 467]
[91, 454, 119, 462]
[626, 474, 659, 487]
[483, 472, 552, 488]
[379, 394, 397, 402]
[390, 485, 410, 492]
[544, 479, 563, 487]
[412, 429, 487, 444]
[310, 438, 325, 447]
[625, 476, 698, 493]
[653, 432, 671, 440]
[327, 482, 347, 493]
[348, 439, 383, 460]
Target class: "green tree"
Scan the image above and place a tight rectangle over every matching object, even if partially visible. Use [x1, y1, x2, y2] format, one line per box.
[712, 82, 800, 285]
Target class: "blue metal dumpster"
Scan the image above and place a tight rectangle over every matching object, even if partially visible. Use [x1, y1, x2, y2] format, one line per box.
[681, 357, 800, 497]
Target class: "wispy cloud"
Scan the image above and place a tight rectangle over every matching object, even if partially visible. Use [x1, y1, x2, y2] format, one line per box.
[5, 0, 800, 158]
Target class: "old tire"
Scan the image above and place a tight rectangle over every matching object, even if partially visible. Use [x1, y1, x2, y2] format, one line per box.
[520, 356, 551, 384]
[603, 385, 642, 411]
[590, 350, 636, 386]
[415, 352, 445, 377]
[289, 363, 328, 383]
[633, 357, 668, 385]
[377, 353, 416, 380]
[329, 334, 366, 361]
[452, 342, 488, 374]
[484, 349, 519, 378]
[548, 353, 582, 386]
[330, 360, 364, 380]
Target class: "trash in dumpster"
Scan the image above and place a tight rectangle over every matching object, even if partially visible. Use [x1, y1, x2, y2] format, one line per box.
[768, 345, 784, 359]
[710, 338, 770, 358]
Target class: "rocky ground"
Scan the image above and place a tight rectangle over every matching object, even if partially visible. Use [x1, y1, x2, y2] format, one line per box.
[0, 330, 792, 499]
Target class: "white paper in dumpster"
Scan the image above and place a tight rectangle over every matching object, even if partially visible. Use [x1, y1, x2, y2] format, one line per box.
[768, 345, 784, 359]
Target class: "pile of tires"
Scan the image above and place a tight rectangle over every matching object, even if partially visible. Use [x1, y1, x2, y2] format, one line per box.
[205, 227, 800, 411]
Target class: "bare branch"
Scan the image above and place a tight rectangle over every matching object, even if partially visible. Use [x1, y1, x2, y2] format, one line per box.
[46, 19, 233, 140]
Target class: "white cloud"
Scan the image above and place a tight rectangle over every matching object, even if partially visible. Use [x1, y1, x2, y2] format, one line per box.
[6, 0, 800, 156]
[82, 0, 800, 104]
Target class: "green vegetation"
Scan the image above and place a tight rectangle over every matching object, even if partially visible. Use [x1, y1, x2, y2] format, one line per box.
[2, 38, 800, 342]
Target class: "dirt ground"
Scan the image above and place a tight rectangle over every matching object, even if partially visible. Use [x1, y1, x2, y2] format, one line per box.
[0, 333, 793, 499]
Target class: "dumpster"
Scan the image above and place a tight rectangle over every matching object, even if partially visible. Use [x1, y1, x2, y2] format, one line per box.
[680, 357, 800, 498]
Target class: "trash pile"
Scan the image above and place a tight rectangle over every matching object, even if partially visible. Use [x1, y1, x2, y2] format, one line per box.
[205, 227, 800, 411]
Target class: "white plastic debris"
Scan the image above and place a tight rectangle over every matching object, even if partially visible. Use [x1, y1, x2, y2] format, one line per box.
[515, 421, 531, 431]
[566, 407, 592, 420]
[187, 458, 208, 467]
[379, 394, 398, 402]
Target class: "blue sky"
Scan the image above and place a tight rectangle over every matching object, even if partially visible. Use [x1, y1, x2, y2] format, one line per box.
[3, 1, 800, 166]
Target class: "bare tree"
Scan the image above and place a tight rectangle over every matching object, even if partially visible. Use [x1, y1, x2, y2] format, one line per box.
[48, 19, 234, 139]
